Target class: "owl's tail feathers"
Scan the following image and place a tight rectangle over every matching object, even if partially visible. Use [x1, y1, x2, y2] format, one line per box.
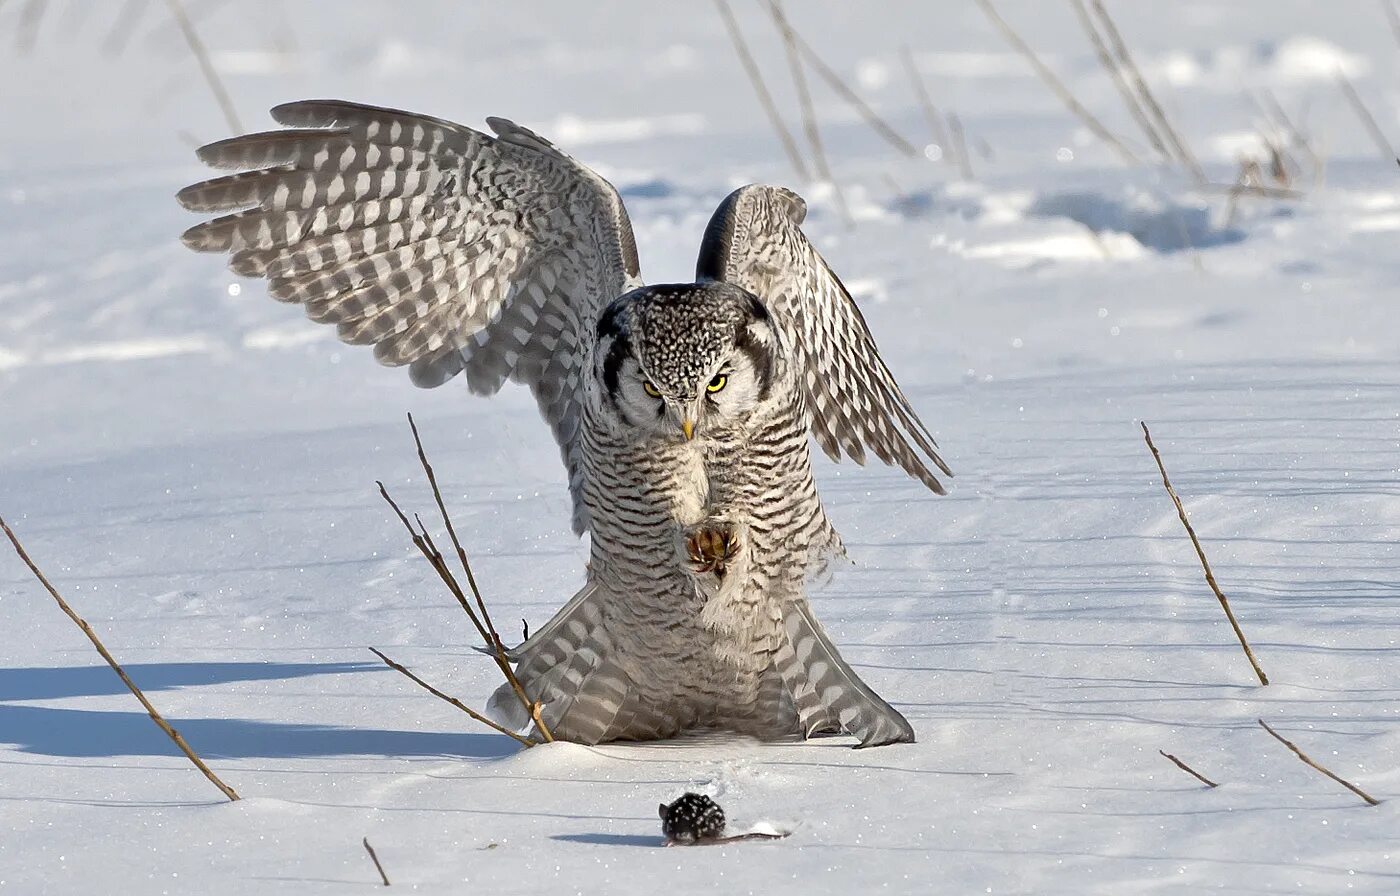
[485, 581, 649, 745]
[778, 601, 915, 748]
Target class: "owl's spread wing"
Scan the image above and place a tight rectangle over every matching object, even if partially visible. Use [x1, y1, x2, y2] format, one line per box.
[178, 100, 643, 533]
[695, 184, 951, 494]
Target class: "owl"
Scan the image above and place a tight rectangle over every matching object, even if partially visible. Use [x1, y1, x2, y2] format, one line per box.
[178, 100, 951, 748]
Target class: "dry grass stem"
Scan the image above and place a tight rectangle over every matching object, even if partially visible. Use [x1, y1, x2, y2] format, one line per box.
[899, 45, 951, 161]
[104, 0, 149, 56]
[1257, 719, 1380, 806]
[1159, 750, 1219, 788]
[946, 112, 975, 181]
[764, 0, 851, 226]
[1335, 71, 1396, 163]
[1087, 0, 1203, 182]
[0, 516, 241, 801]
[1068, 0, 1170, 162]
[15, 0, 46, 53]
[161, 0, 243, 133]
[776, 16, 919, 157]
[975, 0, 1139, 165]
[362, 837, 391, 886]
[1383, 0, 1400, 49]
[377, 414, 553, 743]
[712, 0, 810, 180]
[369, 647, 537, 747]
[1140, 423, 1268, 686]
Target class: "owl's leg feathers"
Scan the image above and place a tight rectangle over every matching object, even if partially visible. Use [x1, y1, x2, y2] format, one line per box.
[780, 600, 915, 748]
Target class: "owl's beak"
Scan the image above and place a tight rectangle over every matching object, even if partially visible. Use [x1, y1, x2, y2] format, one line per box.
[681, 418, 695, 441]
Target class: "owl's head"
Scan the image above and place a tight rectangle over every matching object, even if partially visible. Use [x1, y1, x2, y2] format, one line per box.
[596, 282, 779, 441]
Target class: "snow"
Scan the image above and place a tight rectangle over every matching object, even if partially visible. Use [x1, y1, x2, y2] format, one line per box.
[2, 1, 1398, 893]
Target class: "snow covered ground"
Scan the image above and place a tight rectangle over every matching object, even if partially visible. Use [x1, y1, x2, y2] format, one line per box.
[1, 1, 1398, 892]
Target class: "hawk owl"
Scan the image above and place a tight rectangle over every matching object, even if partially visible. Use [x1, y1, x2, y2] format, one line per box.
[178, 100, 952, 748]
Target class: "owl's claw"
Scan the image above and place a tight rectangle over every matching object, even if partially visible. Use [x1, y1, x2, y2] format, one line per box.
[686, 526, 740, 578]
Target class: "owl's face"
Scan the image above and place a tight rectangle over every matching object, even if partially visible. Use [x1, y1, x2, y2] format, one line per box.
[597, 282, 778, 442]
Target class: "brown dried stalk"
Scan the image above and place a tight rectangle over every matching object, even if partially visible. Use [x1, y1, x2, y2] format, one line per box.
[362, 837, 391, 886]
[764, 0, 851, 226]
[369, 647, 536, 747]
[1335, 71, 1396, 164]
[712, 0, 810, 181]
[161, 0, 242, 134]
[1385, 0, 1400, 49]
[1140, 423, 1268, 686]
[0, 516, 240, 802]
[946, 112, 975, 181]
[776, 16, 919, 157]
[899, 45, 951, 162]
[1159, 750, 1219, 788]
[1068, 0, 1171, 162]
[1257, 719, 1380, 806]
[975, 0, 1139, 165]
[378, 414, 553, 742]
[1087, 0, 1203, 182]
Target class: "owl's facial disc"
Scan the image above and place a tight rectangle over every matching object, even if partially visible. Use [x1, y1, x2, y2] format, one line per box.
[596, 282, 777, 441]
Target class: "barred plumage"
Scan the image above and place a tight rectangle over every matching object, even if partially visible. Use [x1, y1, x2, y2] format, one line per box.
[179, 100, 951, 748]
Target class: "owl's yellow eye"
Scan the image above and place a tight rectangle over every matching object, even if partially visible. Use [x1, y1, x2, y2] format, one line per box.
[642, 380, 662, 398]
[707, 374, 728, 394]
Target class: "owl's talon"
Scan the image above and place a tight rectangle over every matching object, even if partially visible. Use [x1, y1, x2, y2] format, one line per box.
[685, 526, 740, 578]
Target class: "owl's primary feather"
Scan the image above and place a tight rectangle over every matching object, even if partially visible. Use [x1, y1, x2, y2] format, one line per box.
[179, 101, 948, 748]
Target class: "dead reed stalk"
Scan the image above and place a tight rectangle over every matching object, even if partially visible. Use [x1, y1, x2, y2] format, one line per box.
[161, 0, 243, 134]
[775, 16, 919, 157]
[0, 516, 240, 802]
[1159, 750, 1219, 788]
[368, 648, 536, 747]
[945, 112, 975, 181]
[362, 837, 391, 886]
[712, 0, 810, 181]
[1140, 423, 1268, 686]
[764, 0, 851, 225]
[1068, 0, 1171, 162]
[1257, 719, 1380, 806]
[975, 0, 1139, 165]
[898, 45, 952, 162]
[1335, 71, 1396, 163]
[1086, 0, 1204, 182]
[376, 413, 553, 744]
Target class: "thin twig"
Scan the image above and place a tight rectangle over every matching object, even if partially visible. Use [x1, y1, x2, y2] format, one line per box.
[1335, 71, 1396, 163]
[1257, 719, 1380, 806]
[975, 0, 1139, 165]
[399, 414, 553, 743]
[1068, 0, 1170, 162]
[369, 648, 537, 747]
[362, 837, 391, 886]
[764, 0, 851, 226]
[946, 112, 975, 181]
[899, 45, 951, 161]
[161, 0, 242, 134]
[104, 0, 148, 56]
[1199, 181, 1305, 200]
[1383, 0, 1400, 50]
[1159, 750, 1219, 788]
[1140, 423, 1268, 686]
[1087, 0, 1203, 182]
[15, 0, 46, 53]
[1256, 89, 1322, 184]
[1, 516, 240, 801]
[712, 0, 810, 180]
[779, 18, 919, 157]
